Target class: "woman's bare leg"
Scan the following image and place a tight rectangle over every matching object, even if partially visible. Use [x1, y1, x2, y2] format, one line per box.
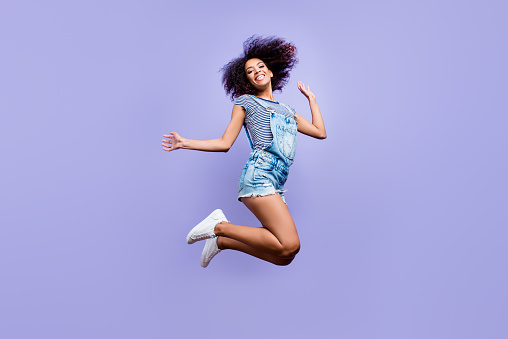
[217, 237, 294, 266]
[214, 193, 300, 259]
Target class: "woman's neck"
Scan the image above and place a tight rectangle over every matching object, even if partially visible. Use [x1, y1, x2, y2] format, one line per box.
[255, 88, 275, 102]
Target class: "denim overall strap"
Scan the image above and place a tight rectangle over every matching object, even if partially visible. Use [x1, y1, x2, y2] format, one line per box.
[279, 103, 295, 117]
[266, 112, 297, 166]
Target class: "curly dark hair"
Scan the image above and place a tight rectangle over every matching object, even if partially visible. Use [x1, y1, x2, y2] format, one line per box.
[220, 35, 298, 101]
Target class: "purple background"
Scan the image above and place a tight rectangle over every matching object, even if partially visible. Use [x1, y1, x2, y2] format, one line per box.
[1, 0, 507, 338]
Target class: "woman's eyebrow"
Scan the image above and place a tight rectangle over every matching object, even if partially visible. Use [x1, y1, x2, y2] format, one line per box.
[246, 62, 264, 70]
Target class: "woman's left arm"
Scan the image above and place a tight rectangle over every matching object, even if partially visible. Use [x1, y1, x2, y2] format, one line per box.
[294, 81, 327, 139]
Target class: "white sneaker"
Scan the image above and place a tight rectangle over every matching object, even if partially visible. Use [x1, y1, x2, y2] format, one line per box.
[201, 237, 221, 268]
[186, 209, 228, 244]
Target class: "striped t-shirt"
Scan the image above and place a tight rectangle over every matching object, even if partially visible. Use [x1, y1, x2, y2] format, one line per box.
[235, 94, 296, 150]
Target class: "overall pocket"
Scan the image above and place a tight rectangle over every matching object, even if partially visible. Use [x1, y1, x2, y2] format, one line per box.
[253, 154, 276, 186]
[275, 121, 297, 161]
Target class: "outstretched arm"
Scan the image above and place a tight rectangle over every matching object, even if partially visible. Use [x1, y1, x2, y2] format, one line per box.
[162, 105, 245, 152]
[294, 81, 327, 139]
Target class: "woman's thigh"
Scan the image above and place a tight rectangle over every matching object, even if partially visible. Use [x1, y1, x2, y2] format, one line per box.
[241, 193, 299, 246]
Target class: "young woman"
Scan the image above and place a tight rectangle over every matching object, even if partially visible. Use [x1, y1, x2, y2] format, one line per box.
[162, 36, 326, 268]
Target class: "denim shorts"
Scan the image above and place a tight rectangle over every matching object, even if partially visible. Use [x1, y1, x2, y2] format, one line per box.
[238, 150, 289, 203]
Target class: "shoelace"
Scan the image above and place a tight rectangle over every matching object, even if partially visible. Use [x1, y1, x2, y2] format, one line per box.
[191, 220, 229, 241]
[193, 233, 217, 241]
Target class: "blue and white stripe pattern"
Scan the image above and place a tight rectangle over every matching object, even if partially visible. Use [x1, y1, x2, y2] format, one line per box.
[235, 94, 296, 150]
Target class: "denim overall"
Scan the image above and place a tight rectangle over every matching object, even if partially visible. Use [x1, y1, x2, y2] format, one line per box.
[237, 95, 298, 203]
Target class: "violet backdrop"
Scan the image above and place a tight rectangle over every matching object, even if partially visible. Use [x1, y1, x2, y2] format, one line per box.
[1, 0, 507, 338]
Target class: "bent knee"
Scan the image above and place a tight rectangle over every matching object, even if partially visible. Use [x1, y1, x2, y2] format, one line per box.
[279, 242, 300, 259]
[273, 257, 294, 266]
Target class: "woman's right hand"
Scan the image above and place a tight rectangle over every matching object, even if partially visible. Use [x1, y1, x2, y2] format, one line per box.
[162, 132, 184, 152]
[298, 81, 316, 101]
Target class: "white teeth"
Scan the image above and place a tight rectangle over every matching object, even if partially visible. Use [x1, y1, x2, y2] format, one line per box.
[256, 75, 265, 80]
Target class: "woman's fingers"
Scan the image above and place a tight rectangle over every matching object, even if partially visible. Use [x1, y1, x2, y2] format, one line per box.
[162, 131, 181, 152]
[297, 81, 316, 101]
[298, 81, 309, 96]
[162, 134, 172, 151]
[162, 141, 172, 147]
[162, 142, 174, 151]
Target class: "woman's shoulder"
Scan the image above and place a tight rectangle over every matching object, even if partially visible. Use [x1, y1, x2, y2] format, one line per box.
[278, 102, 296, 115]
[234, 94, 254, 106]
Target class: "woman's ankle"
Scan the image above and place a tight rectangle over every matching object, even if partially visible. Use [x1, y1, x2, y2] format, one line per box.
[214, 221, 229, 236]
[216, 236, 225, 250]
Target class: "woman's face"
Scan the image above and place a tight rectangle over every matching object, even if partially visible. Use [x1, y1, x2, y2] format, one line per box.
[244, 58, 273, 89]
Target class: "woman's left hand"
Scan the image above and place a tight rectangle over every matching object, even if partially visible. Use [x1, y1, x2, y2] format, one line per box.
[298, 81, 316, 101]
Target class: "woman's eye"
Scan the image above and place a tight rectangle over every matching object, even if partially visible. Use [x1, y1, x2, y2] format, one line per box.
[259, 65, 264, 68]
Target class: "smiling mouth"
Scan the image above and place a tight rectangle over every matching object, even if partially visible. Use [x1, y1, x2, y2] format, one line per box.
[255, 74, 265, 81]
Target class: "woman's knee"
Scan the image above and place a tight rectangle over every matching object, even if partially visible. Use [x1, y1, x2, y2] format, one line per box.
[273, 257, 293, 266]
[278, 241, 300, 259]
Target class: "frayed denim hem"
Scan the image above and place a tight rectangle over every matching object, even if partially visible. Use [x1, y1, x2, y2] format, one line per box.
[238, 190, 287, 204]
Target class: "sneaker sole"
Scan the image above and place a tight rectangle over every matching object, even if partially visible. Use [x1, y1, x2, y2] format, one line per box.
[186, 209, 224, 244]
[200, 239, 221, 268]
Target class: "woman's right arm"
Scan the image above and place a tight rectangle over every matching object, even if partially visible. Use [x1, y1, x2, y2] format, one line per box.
[162, 104, 245, 152]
